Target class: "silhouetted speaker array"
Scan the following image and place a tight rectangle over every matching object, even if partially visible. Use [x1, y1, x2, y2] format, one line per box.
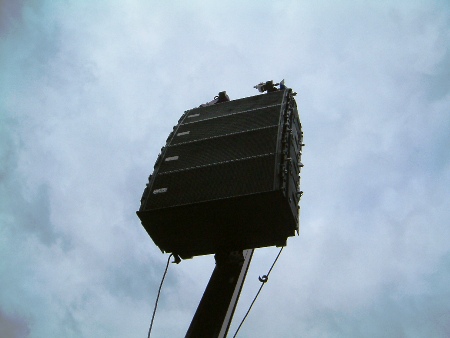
[137, 86, 303, 259]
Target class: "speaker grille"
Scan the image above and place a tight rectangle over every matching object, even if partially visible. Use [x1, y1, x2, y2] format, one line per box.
[146, 154, 277, 210]
[171, 105, 282, 145]
[159, 127, 279, 173]
[183, 90, 285, 123]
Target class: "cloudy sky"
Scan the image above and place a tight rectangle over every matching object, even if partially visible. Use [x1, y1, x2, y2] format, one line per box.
[1, 1, 450, 337]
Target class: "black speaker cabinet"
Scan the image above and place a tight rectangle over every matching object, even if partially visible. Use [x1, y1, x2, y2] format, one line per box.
[137, 88, 303, 258]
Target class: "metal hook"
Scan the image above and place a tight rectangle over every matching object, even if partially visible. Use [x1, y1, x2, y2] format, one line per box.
[258, 275, 268, 283]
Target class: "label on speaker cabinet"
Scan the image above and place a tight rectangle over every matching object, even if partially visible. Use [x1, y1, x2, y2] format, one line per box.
[165, 156, 179, 162]
[153, 188, 168, 194]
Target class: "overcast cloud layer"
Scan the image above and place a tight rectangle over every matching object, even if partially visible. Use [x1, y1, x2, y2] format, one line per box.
[1, 1, 450, 337]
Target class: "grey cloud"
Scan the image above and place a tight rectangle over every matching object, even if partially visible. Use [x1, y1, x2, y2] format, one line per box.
[0, 0, 26, 35]
[423, 49, 450, 102]
[0, 309, 29, 338]
[15, 183, 61, 246]
[0, 119, 62, 247]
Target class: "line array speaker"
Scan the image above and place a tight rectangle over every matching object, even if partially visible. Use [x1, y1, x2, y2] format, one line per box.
[137, 88, 303, 258]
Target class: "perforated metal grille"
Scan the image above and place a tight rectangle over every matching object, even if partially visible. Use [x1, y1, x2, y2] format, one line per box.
[184, 90, 285, 123]
[159, 127, 279, 173]
[171, 106, 282, 146]
[145, 155, 276, 210]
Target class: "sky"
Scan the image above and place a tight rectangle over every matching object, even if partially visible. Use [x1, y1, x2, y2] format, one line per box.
[1, 0, 450, 337]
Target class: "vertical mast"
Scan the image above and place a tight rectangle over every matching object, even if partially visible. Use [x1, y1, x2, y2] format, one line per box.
[185, 249, 254, 338]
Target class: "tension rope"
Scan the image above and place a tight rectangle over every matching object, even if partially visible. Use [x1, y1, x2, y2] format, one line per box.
[232, 247, 284, 337]
[147, 253, 173, 338]
[147, 247, 284, 337]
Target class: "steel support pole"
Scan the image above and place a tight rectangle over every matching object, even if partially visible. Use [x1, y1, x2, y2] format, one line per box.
[185, 249, 254, 338]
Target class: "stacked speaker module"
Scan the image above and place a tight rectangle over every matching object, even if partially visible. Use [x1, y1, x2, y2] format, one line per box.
[137, 87, 303, 258]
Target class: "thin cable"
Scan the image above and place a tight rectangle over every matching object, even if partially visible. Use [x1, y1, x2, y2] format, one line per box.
[148, 254, 173, 338]
[232, 247, 284, 338]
